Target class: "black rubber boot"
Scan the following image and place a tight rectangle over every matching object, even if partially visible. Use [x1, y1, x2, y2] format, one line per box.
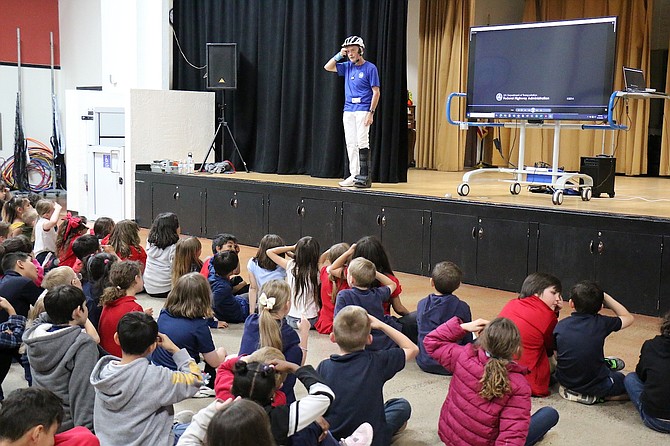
[354, 148, 372, 188]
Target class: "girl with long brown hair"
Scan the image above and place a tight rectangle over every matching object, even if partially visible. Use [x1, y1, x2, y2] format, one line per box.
[424, 316, 559, 445]
[98, 261, 152, 357]
[314, 243, 350, 335]
[246, 234, 286, 314]
[102, 219, 147, 272]
[171, 236, 203, 287]
[153, 272, 226, 390]
[266, 236, 321, 329]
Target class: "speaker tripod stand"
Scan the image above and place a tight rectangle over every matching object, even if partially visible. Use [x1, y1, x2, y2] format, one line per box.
[199, 100, 249, 173]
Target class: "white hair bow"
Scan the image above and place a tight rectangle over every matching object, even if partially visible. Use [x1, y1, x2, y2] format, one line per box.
[258, 293, 276, 310]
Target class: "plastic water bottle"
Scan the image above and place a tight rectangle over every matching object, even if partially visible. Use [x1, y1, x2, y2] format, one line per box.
[187, 152, 194, 173]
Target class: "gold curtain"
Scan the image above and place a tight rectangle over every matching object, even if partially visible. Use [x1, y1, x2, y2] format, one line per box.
[416, 0, 657, 174]
[517, 0, 653, 175]
[660, 34, 670, 175]
[416, 0, 473, 170]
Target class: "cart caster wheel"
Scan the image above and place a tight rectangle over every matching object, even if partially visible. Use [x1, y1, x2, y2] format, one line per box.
[580, 187, 592, 201]
[510, 182, 521, 195]
[552, 190, 564, 205]
[457, 183, 470, 196]
[608, 192, 615, 198]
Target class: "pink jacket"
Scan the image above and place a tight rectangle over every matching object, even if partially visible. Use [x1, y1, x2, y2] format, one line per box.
[424, 317, 532, 446]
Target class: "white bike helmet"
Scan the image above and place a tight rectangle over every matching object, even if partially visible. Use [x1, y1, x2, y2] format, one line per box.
[341, 35, 365, 49]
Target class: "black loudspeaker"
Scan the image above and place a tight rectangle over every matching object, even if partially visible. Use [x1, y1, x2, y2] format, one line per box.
[580, 156, 616, 198]
[206, 43, 237, 90]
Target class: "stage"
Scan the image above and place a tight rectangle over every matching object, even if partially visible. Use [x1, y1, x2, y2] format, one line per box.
[189, 168, 670, 220]
[135, 167, 670, 316]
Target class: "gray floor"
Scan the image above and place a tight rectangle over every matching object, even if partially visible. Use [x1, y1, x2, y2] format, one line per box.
[3, 292, 666, 446]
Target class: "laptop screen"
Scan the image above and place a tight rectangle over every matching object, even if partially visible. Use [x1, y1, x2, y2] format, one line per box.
[623, 67, 646, 91]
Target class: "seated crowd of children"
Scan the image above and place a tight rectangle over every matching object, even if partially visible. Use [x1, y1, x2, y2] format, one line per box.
[0, 201, 669, 446]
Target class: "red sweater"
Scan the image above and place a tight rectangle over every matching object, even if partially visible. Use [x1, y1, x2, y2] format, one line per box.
[315, 266, 349, 334]
[498, 296, 558, 397]
[58, 238, 81, 268]
[424, 317, 531, 446]
[215, 355, 286, 407]
[101, 235, 148, 271]
[99, 296, 144, 357]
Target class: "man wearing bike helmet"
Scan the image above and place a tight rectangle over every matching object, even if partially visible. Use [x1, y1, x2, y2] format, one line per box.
[324, 35, 380, 188]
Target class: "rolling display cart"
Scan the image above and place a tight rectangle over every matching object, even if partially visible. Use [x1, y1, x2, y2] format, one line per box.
[445, 91, 663, 205]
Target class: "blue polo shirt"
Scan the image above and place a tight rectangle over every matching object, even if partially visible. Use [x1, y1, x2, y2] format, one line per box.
[151, 309, 216, 369]
[334, 287, 399, 350]
[336, 61, 380, 112]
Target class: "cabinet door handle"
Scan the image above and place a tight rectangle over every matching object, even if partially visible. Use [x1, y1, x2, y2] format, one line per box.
[300, 206, 306, 217]
[597, 241, 604, 255]
[376, 214, 382, 226]
[230, 198, 238, 208]
[478, 227, 484, 239]
[471, 227, 477, 239]
[589, 240, 595, 254]
[381, 215, 387, 226]
[173, 192, 180, 200]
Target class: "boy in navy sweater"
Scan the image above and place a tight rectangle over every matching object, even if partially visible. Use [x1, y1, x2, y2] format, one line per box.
[208, 251, 249, 323]
[416, 261, 472, 375]
[318, 306, 418, 446]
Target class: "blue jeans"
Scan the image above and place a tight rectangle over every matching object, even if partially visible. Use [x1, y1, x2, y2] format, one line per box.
[580, 370, 626, 398]
[384, 398, 411, 439]
[526, 407, 559, 445]
[624, 372, 670, 433]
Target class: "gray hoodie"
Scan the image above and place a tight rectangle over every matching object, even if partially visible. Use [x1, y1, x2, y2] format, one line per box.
[90, 349, 202, 446]
[23, 322, 98, 432]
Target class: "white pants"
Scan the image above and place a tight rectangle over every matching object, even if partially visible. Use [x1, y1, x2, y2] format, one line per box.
[342, 111, 370, 178]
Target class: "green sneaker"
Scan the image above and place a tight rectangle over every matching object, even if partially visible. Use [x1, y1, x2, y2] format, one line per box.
[604, 357, 625, 371]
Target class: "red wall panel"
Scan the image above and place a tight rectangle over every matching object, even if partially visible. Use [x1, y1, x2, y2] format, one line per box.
[0, 0, 60, 66]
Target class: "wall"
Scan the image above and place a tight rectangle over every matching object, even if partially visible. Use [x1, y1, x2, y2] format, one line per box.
[127, 89, 214, 219]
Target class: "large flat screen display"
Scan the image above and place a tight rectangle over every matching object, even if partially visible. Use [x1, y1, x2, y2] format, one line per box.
[466, 17, 617, 122]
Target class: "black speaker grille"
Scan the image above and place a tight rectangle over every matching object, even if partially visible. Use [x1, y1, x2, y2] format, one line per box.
[206, 43, 237, 90]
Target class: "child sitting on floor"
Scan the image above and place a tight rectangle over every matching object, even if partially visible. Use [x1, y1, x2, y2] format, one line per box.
[90, 312, 203, 445]
[624, 310, 670, 433]
[152, 272, 227, 392]
[424, 316, 559, 445]
[330, 247, 399, 351]
[33, 199, 62, 267]
[498, 272, 562, 396]
[317, 306, 418, 446]
[98, 261, 152, 357]
[214, 346, 288, 407]
[200, 233, 248, 295]
[23, 285, 98, 432]
[0, 388, 99, 445]
[416, 261, 472, 375]
[554, 281, 634, 404]
[238, 280, 310, 404]
[247, 233, 286, 313]
[315, 243, 350, 335]
[209, 251, 249, 324]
